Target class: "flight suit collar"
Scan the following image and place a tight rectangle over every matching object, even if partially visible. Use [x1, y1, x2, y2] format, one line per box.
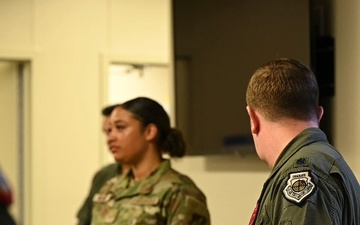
[270, 127, 327, 179]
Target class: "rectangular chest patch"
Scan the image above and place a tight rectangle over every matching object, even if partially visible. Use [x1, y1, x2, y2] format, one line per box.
[131, 196, 159, 205]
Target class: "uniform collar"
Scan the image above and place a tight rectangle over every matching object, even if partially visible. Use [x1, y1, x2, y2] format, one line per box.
[270, 127, 327, 177]
[112, 160, 171, 199]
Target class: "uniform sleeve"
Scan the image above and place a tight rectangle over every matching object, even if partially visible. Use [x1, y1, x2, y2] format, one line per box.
[165, 186, 210, 225]
[264, 171, 344, 225]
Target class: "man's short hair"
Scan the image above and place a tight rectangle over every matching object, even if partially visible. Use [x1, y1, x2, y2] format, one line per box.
[246, 58, 320, 121]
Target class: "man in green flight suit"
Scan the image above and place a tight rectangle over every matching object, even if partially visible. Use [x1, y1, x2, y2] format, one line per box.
[246, 58, 360, 225]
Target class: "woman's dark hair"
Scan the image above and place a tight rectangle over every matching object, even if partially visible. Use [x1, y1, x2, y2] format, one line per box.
[119, 97, 186, 157]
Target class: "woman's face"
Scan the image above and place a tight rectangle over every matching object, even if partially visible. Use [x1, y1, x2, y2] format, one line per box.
[107, 107, 149, 164]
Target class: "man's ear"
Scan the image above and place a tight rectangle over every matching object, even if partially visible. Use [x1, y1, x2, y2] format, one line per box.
[246, 106, 260, 135]
[145, 123, 158, 141]
[318, 106, 324, 122]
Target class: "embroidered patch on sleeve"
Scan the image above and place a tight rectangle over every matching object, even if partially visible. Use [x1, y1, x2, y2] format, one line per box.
[283, 171, 316, 204]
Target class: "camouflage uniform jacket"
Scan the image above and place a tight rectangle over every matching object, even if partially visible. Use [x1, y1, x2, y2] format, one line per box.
[77, 163, 122, 225]
[91, 160, 210, 225]
[249, 128, 360, 225]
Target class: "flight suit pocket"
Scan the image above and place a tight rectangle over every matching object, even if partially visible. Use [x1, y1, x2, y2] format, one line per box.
[256, 207, 272, 225]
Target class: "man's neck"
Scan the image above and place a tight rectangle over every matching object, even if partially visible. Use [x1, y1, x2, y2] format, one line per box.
[265, 119, 319, 169]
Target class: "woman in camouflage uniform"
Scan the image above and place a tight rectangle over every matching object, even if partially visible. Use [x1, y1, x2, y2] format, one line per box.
[91, 97, 210, 225]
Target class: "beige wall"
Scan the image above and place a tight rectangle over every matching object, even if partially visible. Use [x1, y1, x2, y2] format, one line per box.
[0, 1, 359, 225]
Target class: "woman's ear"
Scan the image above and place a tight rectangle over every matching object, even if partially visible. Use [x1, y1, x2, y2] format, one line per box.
[145, 123, 158, 141]
[246, 106, 260, 135]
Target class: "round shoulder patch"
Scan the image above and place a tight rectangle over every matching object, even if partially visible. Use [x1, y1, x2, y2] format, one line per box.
[282, 171, 316, 204]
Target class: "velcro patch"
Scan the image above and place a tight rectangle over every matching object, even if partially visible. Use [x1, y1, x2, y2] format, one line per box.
[131, 196, 159, 205]
[283, 171, 316, 204]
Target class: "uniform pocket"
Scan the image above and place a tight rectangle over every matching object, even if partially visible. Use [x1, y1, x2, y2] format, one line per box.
[102, 208, 119, 223]
[118, 196, 161, 225]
